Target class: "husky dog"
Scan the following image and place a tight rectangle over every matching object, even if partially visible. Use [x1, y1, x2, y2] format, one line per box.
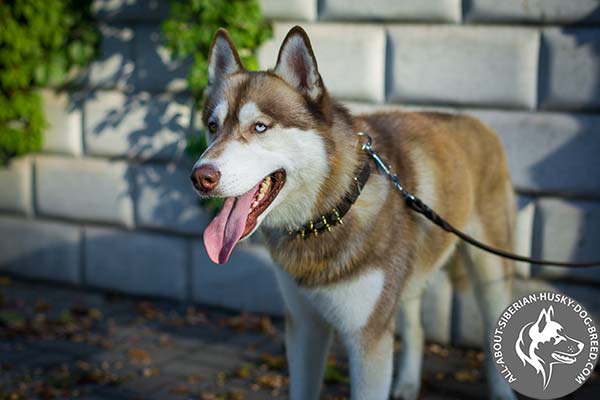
[191, 26, 517, 400]
[516, 306, 584, 390]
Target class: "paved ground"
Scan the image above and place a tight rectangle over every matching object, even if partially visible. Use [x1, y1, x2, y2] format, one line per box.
[0, 277, 598, 400]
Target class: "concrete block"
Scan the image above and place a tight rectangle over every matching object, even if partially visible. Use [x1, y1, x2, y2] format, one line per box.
[260, 0, 316, 21]
[532, 198, 600, 284]
[464, 0, 600, 24]
[539, 28, 600, 111]
[453, 278, 600, 348]
[35, 155, 134, 227]
[78, 24, 134, 90]
[387, 26, 539, 109]
[192, 242, 283, 315]
[0, 216, 81, 284]
[321, 0, 461, 22]
[134, 26, 190, 93]
[468, 109, 600, 197]
[84, 91, 191, 161]
[136, 163, 211, 235]
[92, 0, 169, 23]
[40, 90, 82, 155]
[514, 197, 535, 279]
[344, 105, 600, 196]
[84, 227, 187, 300]
[0, 157, 32, 215]
[259, 23, 386, 102]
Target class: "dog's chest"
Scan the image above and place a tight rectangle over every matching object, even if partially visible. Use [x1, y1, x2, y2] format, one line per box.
[300, 269, 384, 334]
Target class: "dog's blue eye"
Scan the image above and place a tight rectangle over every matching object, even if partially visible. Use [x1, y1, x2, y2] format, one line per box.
[254, 122, 267, 133]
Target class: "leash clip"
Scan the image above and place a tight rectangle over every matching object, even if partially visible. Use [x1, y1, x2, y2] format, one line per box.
[356, 131, 372, 150]
[357, 132, 391, 175]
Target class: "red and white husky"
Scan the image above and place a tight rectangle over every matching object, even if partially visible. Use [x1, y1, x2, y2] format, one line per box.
[191, 26, 517, 400]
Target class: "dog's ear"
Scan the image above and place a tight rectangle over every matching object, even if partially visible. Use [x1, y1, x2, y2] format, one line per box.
[274, 26, 323, 100]
[208, 28, 244, 85]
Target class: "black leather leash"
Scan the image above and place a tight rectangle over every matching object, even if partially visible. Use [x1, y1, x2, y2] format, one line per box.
[357, 132, 600, 268]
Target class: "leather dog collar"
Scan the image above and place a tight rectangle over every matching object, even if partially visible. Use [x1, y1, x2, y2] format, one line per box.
[287, 159, 371, 239]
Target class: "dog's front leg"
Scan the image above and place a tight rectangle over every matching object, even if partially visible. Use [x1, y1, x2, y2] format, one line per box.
[392, 296, 424, 400]
[344, 327, 395, 400]
[275, 270, 333, 400]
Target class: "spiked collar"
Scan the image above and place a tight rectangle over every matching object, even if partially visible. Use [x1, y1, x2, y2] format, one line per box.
[287, 159, 371, 239]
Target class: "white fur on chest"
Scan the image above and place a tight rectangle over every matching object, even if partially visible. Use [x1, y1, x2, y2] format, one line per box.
[301, 269, 384, 334]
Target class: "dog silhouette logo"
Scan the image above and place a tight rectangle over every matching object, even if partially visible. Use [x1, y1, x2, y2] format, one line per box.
[515, 306, 584, 389]
[492, 292, 598, 399]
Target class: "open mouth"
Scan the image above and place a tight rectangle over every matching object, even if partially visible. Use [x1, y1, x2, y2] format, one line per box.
[203, 169, 286, 264]
[552, 351, 577, 364]
[244, 170, 286, 237]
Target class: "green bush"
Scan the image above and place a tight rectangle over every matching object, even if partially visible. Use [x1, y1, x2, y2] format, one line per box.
[162, 0, 271, 212]
[0, 0, 99, 163]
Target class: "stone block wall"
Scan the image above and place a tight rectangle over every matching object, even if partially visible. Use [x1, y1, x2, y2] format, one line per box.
[1, 0, 599, 347]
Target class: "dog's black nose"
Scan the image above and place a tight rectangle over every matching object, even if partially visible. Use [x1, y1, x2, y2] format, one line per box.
[191, 164, 221, 192]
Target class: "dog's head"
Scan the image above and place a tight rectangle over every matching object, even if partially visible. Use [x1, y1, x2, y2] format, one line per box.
[515, 306, 584, 389]
[191, 27, 337, 264]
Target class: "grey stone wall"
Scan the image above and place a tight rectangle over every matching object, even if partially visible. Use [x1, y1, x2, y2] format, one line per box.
[1, 0, 599, 347]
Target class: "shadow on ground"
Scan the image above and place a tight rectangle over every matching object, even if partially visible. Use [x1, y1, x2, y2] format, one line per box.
[6, 278, 597, 400]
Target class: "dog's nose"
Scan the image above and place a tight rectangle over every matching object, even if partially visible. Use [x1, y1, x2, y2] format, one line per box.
[191, 164, 221, 192]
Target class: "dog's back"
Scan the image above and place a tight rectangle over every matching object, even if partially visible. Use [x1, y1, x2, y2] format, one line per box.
[356, 110, 515, 291]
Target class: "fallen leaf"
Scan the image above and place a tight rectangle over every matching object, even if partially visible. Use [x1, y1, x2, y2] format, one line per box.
[0, 310, 26, 329]
[34, 299, 50, 313]
[170, 384, 189, 394]
[259, 353, 286, 370]
[186, 374, 204, 384]
[256, 373, 287, 389]
[128, 348, 152, 365]
[236, 363, 254, 379]
[142, 367, 159, 377]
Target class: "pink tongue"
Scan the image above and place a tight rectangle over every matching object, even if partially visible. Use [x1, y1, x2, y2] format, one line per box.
[203, 183, 260, 264]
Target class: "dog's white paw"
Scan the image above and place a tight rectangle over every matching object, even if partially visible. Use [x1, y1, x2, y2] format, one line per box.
[391, 382, 420, 400]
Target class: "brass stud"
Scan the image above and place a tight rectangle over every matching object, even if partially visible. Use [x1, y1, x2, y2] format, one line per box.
[333, 208, 344, 225]
[322, 215, 331, 232]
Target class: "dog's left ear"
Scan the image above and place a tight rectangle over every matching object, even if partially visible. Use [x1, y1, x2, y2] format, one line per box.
[208, 28, 244, 85]
[274, 26, 323, 100]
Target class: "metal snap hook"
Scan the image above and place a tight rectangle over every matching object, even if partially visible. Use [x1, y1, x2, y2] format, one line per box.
[356, 131, 372, 150]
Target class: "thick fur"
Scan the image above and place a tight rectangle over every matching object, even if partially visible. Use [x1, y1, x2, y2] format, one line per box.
[194, 26, 517, 400]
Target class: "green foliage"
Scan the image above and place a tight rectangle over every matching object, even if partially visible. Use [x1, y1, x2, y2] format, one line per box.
[162, 0, 272, 100]
[0, 0, 99, 162]
[163, 0, 271, 212]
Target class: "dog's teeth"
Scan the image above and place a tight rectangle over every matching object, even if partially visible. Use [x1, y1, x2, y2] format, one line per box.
[257, 193, 265, 201]
[252, 201, 259, 208]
